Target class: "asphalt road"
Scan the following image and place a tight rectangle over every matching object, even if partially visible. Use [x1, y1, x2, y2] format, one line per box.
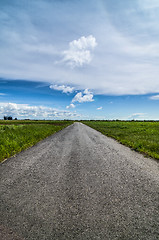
[0, 122, 159, 240]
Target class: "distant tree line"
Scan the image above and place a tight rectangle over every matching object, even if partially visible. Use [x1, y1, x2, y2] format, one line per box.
[4, 116, 17, 120]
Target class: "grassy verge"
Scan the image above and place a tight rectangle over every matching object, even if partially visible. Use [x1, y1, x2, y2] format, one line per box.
[0, 120, 73, 163]
[83, 121, 159, 160]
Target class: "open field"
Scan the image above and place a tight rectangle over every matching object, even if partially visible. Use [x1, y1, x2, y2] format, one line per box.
[1, 119, 159, 163]
[0, 120, 72, 125]
[83, 120, 159, 160]
[0, 120, 73, 163]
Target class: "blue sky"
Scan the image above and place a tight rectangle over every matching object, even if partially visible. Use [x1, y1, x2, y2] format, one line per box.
[0, 0, 159, 120]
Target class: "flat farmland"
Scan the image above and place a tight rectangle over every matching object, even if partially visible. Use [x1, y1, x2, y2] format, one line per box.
[0, 120, 73, 163]
[83, 121, 159, 160]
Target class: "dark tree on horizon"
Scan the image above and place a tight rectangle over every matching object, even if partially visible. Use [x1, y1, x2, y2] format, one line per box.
[4, 116, 13, 120]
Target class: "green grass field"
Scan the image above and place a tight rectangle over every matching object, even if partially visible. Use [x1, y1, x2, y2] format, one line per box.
[83, 121, 159, 160]
[1, 120, 159, 163]
[0, 120, 73, 163]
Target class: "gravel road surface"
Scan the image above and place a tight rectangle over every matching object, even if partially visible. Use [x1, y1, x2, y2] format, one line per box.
[0, 122, 159, 239]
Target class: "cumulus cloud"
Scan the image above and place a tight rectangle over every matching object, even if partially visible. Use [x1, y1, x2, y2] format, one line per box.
[83, 88, 91, 95]
[50, 85, 74, 93]
[149, 95, 159, 100]
[69, 35, 97, 50]
[72, 89, 94, 103]
[0, 102, 79, 119]
[97, 107, 102, 110]
[66, 103, 75, 109]
[62, 35, 97, 67]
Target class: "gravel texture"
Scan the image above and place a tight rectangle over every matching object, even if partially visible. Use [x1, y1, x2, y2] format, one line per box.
[0, 122, 159, 239]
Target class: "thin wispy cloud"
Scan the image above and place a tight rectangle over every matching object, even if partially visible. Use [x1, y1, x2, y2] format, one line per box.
[97, 107, 102, 110]
[128, 113, 146, 120]
[139, 0, 159, 9]
[24, 43, 57, 55]
[149, 95, 159, 100]
[66, 103, 75, 109]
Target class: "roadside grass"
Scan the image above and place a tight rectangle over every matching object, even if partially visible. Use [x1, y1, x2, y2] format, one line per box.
[83, 121, 159, 160]
[0, 120, 71, 125]
[0, 120, 73, 163]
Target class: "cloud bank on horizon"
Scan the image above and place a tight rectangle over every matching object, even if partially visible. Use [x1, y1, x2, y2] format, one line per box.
[0, 102, 78, 120]
[0, 0, 159, 95]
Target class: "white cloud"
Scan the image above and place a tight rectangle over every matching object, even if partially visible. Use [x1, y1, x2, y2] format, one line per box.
[0, 93, 6, 96]
[149, 95, 159, 100]
[62, 35, 97, 67]
[128, 113, 146, 120]
[50, 85, 74, 93]
[0, 102, 79, 119]
[72, 89, 94, 103]
[1, 0, 159, 96]
[83, 88, 91, 95]
[66, 103, 75, 109]
[97, 107, 102, 110]
[70, 35, 97, 50]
